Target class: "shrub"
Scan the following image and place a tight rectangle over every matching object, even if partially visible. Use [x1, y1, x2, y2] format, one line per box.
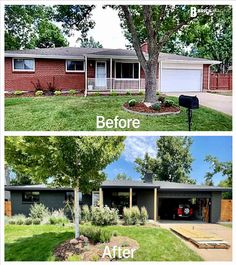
[32, 218, 41, 225]
[111, 91, 118, 96]
[91, 206, 119, 226]
[156, 91, 160, 96]
[29, 203, 50, 220]
[151, 102, 161, 111]
[67, 255, 82, 261]
[35, 90, 44, 96]
[54, 90, 62, 96]
[123, 207, 132, 225]
[158, 95, 166, 103]
[24, 218, 33, 225]
[128, 99, 137, 107]
[126, 91, 132, 95]
[8, 219, 16, 225]
[112, 230, 119, 237]
[49, 209, 69, 225]
[138, 91, 144, 96]
[140, 207, 148, 225]
[46, 77, 56, 95]
[81, 205, 91, 222]
[80, 226, 112, 243]
[165, 99, 174, 107]
[131, 206, 140, 225]
[14, 90, 24, 96]
[68, 89, 77, 95]
[9, 214, 26, 225]
[94, 92, 100, 96]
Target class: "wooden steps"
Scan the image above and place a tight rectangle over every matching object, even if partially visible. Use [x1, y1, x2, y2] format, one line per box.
[171, 226, 230, 249]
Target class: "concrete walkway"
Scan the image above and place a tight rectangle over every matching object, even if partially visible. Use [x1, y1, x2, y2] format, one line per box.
[166, 92, 232, 116]
[159, 222, 232, 261]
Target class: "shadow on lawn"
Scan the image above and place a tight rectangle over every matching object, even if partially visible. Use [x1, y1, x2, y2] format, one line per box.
[5, 231, 74, 261]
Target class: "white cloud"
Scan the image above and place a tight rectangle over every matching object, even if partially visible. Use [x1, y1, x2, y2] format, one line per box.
[122, 137, 158, 163]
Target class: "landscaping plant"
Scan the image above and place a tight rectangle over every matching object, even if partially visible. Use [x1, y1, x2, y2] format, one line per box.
[91, 206, 119, 226]
[128, 99, 137, 107]
[140, 207, 148, 225]
[81, 205, 91, 223]
[35, 90, 44, 96]
[29, 203, 50, 221]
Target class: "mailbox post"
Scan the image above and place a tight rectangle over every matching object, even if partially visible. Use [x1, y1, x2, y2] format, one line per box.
[179, 95, 199, 131]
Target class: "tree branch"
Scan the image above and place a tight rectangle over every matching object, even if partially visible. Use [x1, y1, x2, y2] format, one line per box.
[121, 5, 146, 68]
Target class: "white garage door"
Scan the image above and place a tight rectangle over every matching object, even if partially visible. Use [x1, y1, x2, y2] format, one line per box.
[161, 69, 202, 92]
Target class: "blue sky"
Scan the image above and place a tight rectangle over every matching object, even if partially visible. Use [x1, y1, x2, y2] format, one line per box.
[104, 136, 232, 185]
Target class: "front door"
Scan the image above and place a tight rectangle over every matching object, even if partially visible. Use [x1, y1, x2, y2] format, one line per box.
[95, 61, 107, 88]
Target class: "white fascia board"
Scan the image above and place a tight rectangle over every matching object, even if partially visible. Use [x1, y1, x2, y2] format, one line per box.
[159, 59, 221, 65]
[86, 55, 139, 60]
[5, 53, 84, 60]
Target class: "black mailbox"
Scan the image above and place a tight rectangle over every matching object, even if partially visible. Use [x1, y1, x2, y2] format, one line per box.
[179, 95, 199, 109]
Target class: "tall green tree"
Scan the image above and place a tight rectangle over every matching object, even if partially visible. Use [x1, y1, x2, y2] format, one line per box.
[135, 136, 195, 183]
[114, 173, 131, 181]
[112, 5, 229, 103]
[5, 5, 68, 50]
[79, 36, 103, 48]
[5, 136, 125, 238]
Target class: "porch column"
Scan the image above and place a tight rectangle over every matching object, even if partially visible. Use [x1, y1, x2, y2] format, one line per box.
[99, 187, 103, 208]
[154, 188, 157, 222]
[138, 62, 141, 92]
[84, 56, 88, 97]
[129, 188, 133, 208]
[158, 61, 162, 92]
[110, 58, 113, 91]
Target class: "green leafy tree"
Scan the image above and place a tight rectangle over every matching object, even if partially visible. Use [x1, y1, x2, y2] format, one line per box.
[111, 5, 228, 103]
[135, 136, 195, 183]
[114, 173, 131, 181]
[5, 5, 68, 50]
[5, 136, 125, 238]
[79, 36, 103, 48]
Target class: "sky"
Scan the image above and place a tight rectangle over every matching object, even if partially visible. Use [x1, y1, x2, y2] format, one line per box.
[104, 136, 232, 185]
[68, 5, 128, 48]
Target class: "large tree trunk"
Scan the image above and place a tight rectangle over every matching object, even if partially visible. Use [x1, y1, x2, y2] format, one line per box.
[144, 61, 158, 103]
[74, 187, 80, 238]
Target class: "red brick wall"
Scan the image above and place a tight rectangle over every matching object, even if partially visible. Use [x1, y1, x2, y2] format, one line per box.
[203, 64, 210, 90]
[5, 58, 85, 92]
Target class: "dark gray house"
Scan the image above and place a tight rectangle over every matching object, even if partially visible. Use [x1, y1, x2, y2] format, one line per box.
[5, 180, 231, 223]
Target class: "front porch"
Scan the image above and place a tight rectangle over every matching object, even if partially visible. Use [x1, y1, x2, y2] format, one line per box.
[85, 57, 158, 94]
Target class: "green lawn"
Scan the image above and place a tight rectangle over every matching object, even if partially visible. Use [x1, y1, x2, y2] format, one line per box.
[5, 95, 232, 131]
[220, 223, 232, 228]
[5, 224, 202, 261]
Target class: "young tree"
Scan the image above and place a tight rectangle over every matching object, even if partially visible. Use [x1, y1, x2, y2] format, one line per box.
[135, 136, 195, 183]
[5, 136, 125, 238]
[79, 36, 103, 48]
[114, 173, 131, 181]
[113, 5, 221, 103]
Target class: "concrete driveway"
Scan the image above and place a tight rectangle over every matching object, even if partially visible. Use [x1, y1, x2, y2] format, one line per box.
[166, 92, 232, 116]
[159, 222, 232, 261]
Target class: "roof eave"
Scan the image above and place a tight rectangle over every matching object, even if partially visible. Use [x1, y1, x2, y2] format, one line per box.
[5, 54, 84, 60]
[160, 59, 221, 65]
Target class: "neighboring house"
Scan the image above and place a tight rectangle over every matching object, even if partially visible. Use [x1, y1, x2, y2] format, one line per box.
[5, 178, 231, 223]
[5, 44, 220, 94]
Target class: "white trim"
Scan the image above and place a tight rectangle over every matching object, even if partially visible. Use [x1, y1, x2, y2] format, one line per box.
[84, 56, 88, 97]
[95, 61, 107, 88]
[114, 78, 139, 81]
[160, 59, 221, 65]
[138, 62, 141, 92]
[92, 191, 99, 206]
[65, 59, 85, 73]
[12, 58, 35, 72]
[110, 58, 113, 91]
[115, 61, 139, 79]
[6, 54, 84, 60]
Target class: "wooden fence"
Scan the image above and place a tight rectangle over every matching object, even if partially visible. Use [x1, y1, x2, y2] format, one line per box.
[220, 199, 232, 222]
[210, 73, 232, 90]
[5, 201, 12, 217]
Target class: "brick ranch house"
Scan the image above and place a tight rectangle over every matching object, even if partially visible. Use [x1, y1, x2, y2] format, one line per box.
[5, 179, 231, 223]
[5, 44, 221, 94]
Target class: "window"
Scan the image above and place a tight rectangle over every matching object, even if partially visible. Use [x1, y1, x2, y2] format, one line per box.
[92, 191, 100, 206]
[65, 191, 82, 202]
[22, 191, 40, 203]
[116, 62, 139, 79]
[13, 58, 35, 71]
[66, 60, 84, 72]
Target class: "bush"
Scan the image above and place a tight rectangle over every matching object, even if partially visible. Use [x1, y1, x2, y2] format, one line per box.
[156, 91, 160, 96]
[131, 206, 140, 225]
[81, 205, 91, 222]
[35, 90, 44, 96]
[68, 89, 77, 95]
[138, 91, 144, 96]
[8, 219, 16, 225]
[123, 207, 132, 225]
[111, 91, 118, 96]
[91, 206, 119, 226]
[158, 95, 166, 103]
[14, 90, 24, 96]
[29, 203, 50, 221]
[128, 99, 137, 107]
[24, 218, 33, 225]
[49, 209, 69, 225]
[80, 226, 112, 243]
[126, 91, 132, 95]
[165, 99, 174, 107]
[140, 207, 148, 225]
[112, 230, 119, 237]
[54, 90, 62, 96]
[32, 218, 41, 225]
[151, 102, 161, 111]
[9, 214, 26, 225]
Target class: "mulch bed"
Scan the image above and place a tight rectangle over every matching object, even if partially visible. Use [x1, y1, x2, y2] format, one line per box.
[54, 235, 139, 261]
[124, 102, 180, 113]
